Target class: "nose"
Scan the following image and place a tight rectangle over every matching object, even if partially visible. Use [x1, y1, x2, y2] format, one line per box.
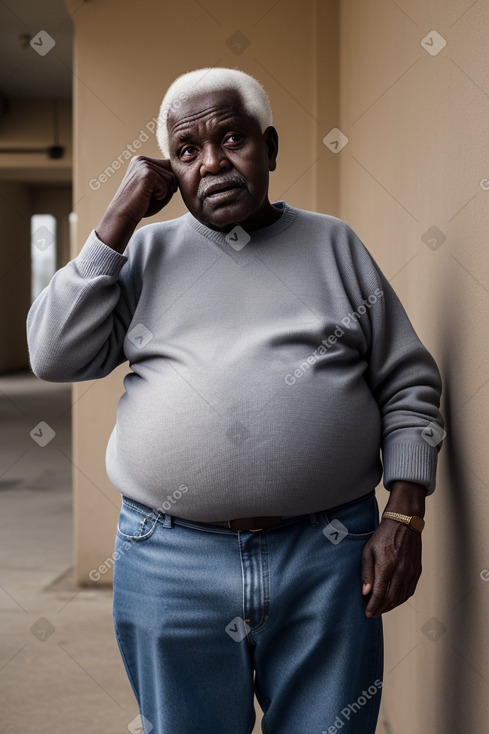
[199, 143, 231, 177]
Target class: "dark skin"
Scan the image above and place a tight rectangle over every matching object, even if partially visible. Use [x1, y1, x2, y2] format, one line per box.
[96, 88, 427, 618]
[96, 90, 281, 251]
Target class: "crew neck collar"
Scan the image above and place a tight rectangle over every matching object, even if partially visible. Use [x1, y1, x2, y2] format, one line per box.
[184, 201, 296, 243]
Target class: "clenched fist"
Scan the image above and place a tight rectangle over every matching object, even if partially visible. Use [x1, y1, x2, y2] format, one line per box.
[95, 156, 178, 253]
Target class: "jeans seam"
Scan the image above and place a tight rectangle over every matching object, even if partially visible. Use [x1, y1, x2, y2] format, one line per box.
[116, 527, 156, 542]
[320, 491, 379, 540]
[364, 619, 384, 734]
[113, 619, 141, 703]
[118, 499, 159, 541]
[121, 498, 155, 518]
[238, 532, 248, 630]
[249, 533, 270, 634]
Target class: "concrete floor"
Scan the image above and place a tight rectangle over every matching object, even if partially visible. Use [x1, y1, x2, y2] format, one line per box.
[0, 370, 263, 733]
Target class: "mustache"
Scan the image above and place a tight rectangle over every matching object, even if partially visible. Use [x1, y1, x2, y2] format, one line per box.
[197, 173, 247, 200]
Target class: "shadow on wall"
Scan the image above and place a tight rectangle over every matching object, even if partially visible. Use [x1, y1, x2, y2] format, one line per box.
[438, 280, 483, 732]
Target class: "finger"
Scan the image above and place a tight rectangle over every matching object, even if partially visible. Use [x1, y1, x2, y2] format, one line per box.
[152, 178, 175, 200]
[365, 578, 389, 618]
[140, 165, 177, 202]
[361, 543, 375, 596]
[382, 539, 422, 613]
[126, 156, 173, 184]
[377, 573, 406, 616]
[134, 155, 173, 168]
[376, 559, 421, 615]
[148, 166, 178, 198]
[127, 155, 171, 169]
[402, 561, 421, 605]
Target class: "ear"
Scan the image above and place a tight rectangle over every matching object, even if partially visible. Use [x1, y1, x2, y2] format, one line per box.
[263, 126, 279, 172]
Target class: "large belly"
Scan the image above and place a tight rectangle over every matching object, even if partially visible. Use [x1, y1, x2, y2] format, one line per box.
[107, 352, 382, 520]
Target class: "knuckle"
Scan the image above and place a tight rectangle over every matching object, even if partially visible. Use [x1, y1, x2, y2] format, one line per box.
[128, 155, 144, 170]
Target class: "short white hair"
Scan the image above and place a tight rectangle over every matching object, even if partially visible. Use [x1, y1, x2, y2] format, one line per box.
[156, 67, 273, 157]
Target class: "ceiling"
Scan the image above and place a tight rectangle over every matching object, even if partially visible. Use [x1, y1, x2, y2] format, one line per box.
[0, 0, 73, 100]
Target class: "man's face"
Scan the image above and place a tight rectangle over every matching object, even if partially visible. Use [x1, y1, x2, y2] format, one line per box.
[167, 89, 279, 232]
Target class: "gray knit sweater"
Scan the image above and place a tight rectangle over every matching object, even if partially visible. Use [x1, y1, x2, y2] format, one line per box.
[26, 202, 444, 520]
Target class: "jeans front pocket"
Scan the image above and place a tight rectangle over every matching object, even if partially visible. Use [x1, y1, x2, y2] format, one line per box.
[321, 490, 379, 541]
[116, 497, 159, 542]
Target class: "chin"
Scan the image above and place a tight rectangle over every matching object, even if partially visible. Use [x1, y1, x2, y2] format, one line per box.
[201, 206, 252, 232]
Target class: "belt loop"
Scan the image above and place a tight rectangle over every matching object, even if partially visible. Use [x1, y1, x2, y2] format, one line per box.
[309, 512, 320, 525]
[163, 514, 174, 528]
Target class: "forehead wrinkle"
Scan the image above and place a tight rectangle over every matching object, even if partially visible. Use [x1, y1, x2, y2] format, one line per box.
[168, 102, 245, 140]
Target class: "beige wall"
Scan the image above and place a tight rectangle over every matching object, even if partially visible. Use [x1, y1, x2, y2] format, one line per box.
[68, 0, 488, 730]
[339, 1, 489, 731]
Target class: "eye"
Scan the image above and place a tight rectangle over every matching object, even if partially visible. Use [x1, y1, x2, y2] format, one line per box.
[224, 133, 243, 146]
[180, 145, 197, 158]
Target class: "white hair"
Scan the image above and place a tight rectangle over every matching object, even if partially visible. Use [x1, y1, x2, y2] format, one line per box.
[156, 67, 273, 157]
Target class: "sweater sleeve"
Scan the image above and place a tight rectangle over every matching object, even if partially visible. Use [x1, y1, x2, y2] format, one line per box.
[343, 225, 444, 495]
[26, 230, 133, 382]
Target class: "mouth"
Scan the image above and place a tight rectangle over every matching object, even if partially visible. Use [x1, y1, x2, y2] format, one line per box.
[199, 174, 247, 201]
[204, 183, 244, 198]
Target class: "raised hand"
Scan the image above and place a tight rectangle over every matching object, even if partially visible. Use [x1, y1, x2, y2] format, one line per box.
[95, 156, 178, 253]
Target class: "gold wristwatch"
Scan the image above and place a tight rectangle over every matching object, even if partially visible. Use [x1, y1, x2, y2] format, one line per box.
[381, 511, 425, 533]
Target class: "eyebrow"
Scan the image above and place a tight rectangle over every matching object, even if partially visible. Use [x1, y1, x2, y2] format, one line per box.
[174, 132, 196, 144]
[170, 109, 247, 145]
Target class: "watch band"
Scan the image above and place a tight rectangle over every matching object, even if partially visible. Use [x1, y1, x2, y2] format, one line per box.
[381, 511, 425, 533]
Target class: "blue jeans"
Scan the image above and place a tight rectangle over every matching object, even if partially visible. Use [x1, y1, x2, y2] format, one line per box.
[112, 490, 383, 734]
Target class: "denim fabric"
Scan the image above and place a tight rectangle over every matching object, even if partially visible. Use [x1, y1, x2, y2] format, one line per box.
[113, 491, 383, 734]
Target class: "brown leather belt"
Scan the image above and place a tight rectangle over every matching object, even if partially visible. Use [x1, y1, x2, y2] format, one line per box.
[202, 516, 284, 532]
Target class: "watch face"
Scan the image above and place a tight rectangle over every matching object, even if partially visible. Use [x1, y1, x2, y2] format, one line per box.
[410, 516, 425, 532]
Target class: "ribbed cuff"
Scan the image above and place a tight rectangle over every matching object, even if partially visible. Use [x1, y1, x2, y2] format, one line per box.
[75, 230, 128, 279]
[382, 442, 439, 495]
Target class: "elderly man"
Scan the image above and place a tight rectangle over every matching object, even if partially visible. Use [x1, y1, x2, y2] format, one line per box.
[27, 68, 444, 734]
